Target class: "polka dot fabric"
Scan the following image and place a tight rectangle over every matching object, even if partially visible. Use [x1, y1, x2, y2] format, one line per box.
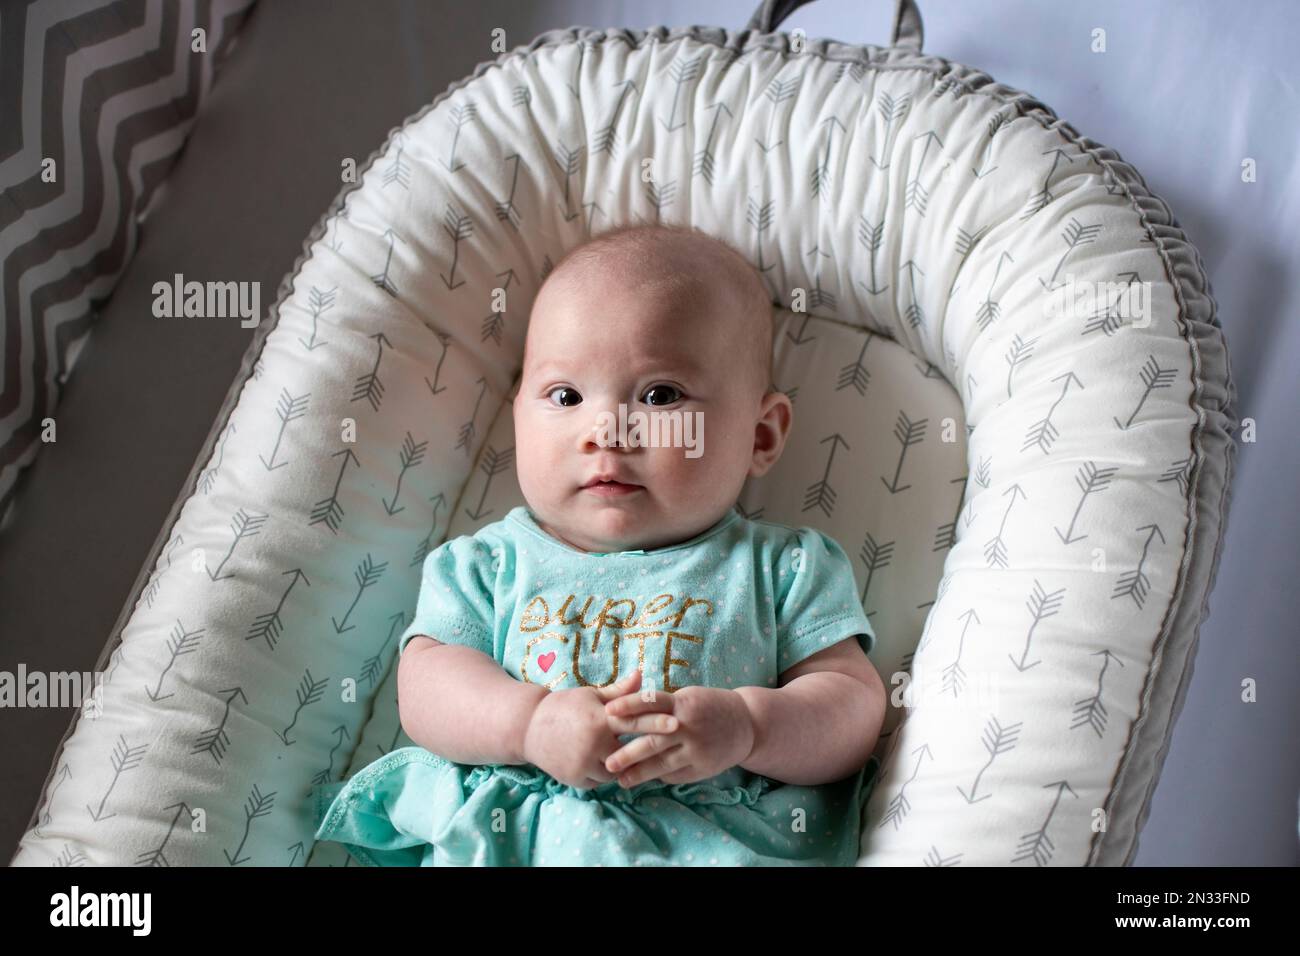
[311, 504, 878, 865]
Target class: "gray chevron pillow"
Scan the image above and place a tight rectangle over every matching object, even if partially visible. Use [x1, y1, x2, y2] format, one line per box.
[0, 0, 256, 531]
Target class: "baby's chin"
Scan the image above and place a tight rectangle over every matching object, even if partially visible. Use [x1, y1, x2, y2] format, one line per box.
[566, 497, 656, 550]
[555, 498, 719, 553]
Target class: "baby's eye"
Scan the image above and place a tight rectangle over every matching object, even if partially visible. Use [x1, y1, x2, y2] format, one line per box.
[547, 386, 582, 407]
[642, 384, 682, 406]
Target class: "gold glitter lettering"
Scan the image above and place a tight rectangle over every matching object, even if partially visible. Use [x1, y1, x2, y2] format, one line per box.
[514, 589, 718, 694]
[663, 631, 703, 693]
[572, 627, 620, 688]
[557, 593, 595, 629]
[634, 594, 675, 627]
[591, 597, 636, 652]
[668, 595, 714, 629]
[519, 595, 550, 632]
[620, 631, 663, 678]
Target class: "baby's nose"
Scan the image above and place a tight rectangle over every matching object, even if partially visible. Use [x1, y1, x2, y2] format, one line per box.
[581, 407, 628, 451]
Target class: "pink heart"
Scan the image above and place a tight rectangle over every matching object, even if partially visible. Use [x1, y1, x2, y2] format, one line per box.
[538, 651, 556, 673]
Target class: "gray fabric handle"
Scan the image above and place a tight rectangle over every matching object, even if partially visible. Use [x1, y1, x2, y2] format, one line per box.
[746, 0, 924, 52]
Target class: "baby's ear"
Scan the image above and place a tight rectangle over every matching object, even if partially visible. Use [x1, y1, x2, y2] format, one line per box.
[749, 389, 793, 477]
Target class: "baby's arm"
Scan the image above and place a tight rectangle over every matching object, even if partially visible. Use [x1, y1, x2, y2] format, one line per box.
[398, 636, 548, 765]
[733, 638, 885, 785]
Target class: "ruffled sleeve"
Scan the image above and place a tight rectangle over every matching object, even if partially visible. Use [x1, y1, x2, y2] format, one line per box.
[397, 533, 502, 659]
[773, 526, 875, 673]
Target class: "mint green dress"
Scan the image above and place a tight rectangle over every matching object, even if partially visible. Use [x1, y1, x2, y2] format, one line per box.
[312, 505, 879, 866]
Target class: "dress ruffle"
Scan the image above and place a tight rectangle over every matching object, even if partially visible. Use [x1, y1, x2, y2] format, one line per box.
[312, 747, 878, 866]
[461, 759, 772, 807]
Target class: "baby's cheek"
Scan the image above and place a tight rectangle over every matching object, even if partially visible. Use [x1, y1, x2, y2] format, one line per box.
[515, 431, 557, 489]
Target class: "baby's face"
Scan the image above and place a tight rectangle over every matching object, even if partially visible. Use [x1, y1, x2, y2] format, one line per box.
[513, 264, 770, 554]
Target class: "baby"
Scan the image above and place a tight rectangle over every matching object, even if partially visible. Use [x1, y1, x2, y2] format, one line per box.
[312, 223, 886, 866]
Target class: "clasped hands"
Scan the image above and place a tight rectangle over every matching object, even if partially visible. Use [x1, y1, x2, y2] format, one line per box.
[520, 667, 755, 791]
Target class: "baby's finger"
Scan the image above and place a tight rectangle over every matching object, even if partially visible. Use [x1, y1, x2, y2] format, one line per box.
[592, 668, 642, 702]
[615, 744, 687, 789]
[606, 711, 679, 736]
[604, 731, 675, 775]
[605, 688, 674, 718]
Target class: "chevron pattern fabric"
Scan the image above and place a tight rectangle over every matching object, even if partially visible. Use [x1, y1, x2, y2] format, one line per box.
[0, 0, 257, 531]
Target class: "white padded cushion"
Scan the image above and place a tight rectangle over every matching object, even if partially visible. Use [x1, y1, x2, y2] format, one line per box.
[14, 25, 1234, 867]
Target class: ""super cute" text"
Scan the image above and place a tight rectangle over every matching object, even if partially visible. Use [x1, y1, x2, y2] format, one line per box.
[517, 592, 715, 692]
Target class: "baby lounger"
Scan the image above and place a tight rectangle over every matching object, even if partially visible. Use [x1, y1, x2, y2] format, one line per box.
[13, 0, 1236, 866]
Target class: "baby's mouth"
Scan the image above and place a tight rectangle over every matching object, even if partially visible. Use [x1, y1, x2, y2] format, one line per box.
[581, 478, 644, 497]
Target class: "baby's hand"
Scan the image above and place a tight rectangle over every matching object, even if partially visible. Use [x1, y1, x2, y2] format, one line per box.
[602, 670, 754, 788]
[521, 671, 642, 790]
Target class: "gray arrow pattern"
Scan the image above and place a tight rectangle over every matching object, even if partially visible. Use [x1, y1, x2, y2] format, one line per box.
[19, 30, 1209, 871]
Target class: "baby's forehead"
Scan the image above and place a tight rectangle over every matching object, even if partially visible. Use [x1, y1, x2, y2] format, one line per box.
[524, 231, 769, 379]
[522, 305, 733, 386]
[538, 253, 733, 324]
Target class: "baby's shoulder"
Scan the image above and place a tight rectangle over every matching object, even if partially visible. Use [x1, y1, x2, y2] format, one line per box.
[423, 515, 517, 573]
[738, 515, 819, 560]
[734, 516, 854, 586]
